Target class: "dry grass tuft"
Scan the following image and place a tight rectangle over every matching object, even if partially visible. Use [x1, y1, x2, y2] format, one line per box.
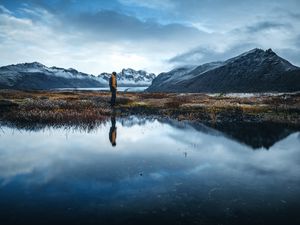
[1, 90, 299, 125]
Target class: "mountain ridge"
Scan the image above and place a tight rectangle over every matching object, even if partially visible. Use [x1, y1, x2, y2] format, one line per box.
[0, 62, 155, 89]
[147, 48, 300, 93]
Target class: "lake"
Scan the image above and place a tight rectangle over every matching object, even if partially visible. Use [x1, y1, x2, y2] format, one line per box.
[0, 117, 300, 225]
[54, 86, 148, 92]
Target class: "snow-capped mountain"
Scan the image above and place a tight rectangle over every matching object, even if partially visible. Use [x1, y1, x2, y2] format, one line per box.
[0, 62, 101, 89]
[0, 62, 156, 89]
[147, 48, 300, 93]
[98, 68, 156, 86]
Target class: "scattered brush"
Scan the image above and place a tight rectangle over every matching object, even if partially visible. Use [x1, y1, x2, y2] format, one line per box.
[0, 90, 299, 126]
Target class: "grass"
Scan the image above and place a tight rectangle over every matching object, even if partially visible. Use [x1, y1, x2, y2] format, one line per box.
[0, 90, 299, 126]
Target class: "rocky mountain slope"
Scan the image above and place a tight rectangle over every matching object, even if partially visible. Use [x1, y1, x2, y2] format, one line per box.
[98, 68, 155, 86]
[0, 62, 155, 89]
[147, 48, 300, 93]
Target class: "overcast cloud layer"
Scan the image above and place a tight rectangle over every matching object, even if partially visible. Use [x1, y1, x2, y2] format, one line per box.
[0, 0, 299, 74]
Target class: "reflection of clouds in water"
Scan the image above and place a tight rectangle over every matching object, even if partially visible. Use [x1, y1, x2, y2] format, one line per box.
[0, 120, 299, 191]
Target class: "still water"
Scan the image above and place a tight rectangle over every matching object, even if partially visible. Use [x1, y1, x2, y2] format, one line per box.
[0, 117, 300, 225]
[54, 86, 148, 92]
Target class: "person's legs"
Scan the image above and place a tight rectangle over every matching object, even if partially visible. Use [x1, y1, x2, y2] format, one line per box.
[111, 89, 116, 106]
[113, 89, 116, 105]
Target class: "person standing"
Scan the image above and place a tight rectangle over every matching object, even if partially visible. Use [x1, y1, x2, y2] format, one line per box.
[109, 71, 117, 106]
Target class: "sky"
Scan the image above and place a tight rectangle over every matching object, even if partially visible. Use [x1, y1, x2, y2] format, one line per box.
[0, 0, 300, 75]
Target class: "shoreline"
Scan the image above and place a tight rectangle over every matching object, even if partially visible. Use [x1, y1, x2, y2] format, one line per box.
[0, 90, 299, 127]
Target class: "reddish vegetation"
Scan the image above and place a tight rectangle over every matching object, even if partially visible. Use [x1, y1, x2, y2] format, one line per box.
[0, 90, 299, 126]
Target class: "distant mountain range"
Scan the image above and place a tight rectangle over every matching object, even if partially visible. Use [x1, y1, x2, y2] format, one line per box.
[98, 68, 156, 86]
[0, 62, 155, 89]
[1, 48, 300, 92]
[147, 48, 300, 93]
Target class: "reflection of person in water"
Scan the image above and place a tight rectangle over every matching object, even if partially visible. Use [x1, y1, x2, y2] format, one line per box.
[109, 115, 117, 147]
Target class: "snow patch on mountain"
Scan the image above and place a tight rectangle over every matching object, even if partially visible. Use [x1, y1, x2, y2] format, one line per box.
[97, 68, 156, 86]
[0, 62, 156, 89]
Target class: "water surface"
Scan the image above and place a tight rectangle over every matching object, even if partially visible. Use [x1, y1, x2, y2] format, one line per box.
[0, 117, 299, 225]
[54, 86, 148, 92]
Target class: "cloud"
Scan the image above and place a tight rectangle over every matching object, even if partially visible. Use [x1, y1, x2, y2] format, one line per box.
[67, 10, 204, 42]
[0, 5, 12, 14]
[0, 3, 211, 74]
[169, 41, 300, 68]
[168, 9, 300, 68]
[243, 21, 293, 33]
[168, 43, 261, 66]
[0, 0, 299, 74]
[0, 5, 192, 74]
[276, 47, 300, 67]
[119, 0, 175, 10]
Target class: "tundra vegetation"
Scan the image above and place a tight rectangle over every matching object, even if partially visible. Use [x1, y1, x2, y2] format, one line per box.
[0, 90, 299, 129]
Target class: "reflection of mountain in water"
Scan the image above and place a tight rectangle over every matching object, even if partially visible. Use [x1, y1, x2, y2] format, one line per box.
[1, 116, 299, 150]
[154, 118, 300, 149]
[157, 118, 223, 137]
[159, 119, 300, 149]
[207, 122, 300, 149]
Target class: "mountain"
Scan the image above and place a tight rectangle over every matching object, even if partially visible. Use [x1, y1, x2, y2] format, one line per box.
[0, 62, 100, 89]
[0, 62, 155, 89]
[97, 68, 155, 87]
[147, 48, 300, 93]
